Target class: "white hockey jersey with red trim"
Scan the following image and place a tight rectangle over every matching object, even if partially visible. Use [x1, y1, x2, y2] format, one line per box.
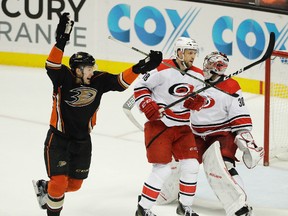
[191, 78, 253, 137]
[134, 59, 205, 127]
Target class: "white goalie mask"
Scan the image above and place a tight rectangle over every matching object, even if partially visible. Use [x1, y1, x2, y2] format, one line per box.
[203, 51, 229, 80]
[174, 37, 199, 61]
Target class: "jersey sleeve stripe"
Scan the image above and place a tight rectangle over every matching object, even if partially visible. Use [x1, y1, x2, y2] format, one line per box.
[118, 67, 138, 88]
[45, 45, 64, 69]
[117, 73, 129, 89]
[89, 109, 98, 131]
[192, 114, 252, 135]
[50, 89, 65, 132]
[164, 109, 191, 123]
[134, 87, 152, 102]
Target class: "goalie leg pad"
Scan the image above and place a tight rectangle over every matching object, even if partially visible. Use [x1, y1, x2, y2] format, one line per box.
[203, 141, 247, 216]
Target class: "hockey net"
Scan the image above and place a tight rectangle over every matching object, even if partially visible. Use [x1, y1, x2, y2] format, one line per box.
[264, 50, 288, 166]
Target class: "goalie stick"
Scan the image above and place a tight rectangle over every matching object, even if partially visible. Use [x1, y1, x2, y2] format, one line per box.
[122, 32, 275, 130]
[108, 35, 238, 98]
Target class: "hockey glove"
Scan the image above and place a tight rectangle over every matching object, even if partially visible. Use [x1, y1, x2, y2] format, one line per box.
[183, 94, 206, 111]
[234, 131, 264, 169]
[56, 12, 74, 43]
[132, 50, 163, 74]
[139, 98, 162, 121]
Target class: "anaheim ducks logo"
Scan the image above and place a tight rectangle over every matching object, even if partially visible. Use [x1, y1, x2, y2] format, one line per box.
[65, 87, 97, 107]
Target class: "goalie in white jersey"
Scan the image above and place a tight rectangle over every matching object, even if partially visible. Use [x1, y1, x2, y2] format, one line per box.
[133, 37, 207, 216]
[158, 51, 264, 216]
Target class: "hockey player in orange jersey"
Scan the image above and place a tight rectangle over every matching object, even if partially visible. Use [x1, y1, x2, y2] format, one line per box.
[32, 12, 162, 216]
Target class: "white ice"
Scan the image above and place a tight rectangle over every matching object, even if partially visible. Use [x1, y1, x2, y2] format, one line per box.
[0, 65, 287, 216]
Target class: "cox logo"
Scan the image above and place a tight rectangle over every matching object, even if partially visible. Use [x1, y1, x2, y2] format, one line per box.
[108, 5, 287, 60]
[213, 16, 287, 60]
[107, 4, 199, 47]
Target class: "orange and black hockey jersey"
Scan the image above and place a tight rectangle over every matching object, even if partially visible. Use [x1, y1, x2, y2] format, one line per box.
[45, 45, 138, 140]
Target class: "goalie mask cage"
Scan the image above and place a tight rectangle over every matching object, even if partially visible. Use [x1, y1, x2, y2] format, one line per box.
[264, 50, 288, 166]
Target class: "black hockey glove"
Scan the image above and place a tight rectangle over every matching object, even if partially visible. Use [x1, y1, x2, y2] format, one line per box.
[132, 50, 163, 74]
[55, 12, 74, 43]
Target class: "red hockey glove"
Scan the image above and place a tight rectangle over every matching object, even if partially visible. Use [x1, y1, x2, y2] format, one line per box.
[183, 94, 206, 111]
[139, 98, 162, 121]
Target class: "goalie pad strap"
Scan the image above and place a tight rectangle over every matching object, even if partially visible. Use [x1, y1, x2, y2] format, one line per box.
[228, 167, 238, 176]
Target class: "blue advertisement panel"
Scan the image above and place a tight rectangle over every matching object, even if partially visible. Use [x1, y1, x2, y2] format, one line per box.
[1, 0, 287, 80]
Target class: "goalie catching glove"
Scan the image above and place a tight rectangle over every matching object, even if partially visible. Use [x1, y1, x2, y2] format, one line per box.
[234, 131, 264, 169]
[132, 50, 163, 74]
[56, 12, 74, 43]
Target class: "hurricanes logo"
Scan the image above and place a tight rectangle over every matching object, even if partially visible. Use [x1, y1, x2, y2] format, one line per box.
[65, 87, 97, 107]
[168, 83, 194, 97]
[202, 96, 215, 109]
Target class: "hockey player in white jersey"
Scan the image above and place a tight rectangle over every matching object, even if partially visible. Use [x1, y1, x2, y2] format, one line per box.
[192, 51, 264, 216]
[157, 51, 264, 216]
[134, 37, 207, 216]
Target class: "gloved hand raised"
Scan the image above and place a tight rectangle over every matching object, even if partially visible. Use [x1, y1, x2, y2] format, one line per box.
[183, 94, 206, 111]
[139, 98, 162, 121]
[56, 12, 74, 43]
[132, 50, 163, 74]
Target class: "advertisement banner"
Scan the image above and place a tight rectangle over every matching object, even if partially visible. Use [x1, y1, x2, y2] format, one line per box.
[1, 0, 288, 81]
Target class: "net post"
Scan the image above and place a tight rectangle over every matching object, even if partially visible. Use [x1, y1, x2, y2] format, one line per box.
[264, 55, 271, 166]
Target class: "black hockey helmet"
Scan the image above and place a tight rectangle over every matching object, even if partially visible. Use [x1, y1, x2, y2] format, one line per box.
[69, 52, 95, 70]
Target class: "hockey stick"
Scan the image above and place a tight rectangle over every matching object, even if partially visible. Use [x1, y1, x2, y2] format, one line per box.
[160, 31, 275, 111]
[123, 95, 144, 131]
[108, 35, 238, 98]
[122, 32, 275, 130]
